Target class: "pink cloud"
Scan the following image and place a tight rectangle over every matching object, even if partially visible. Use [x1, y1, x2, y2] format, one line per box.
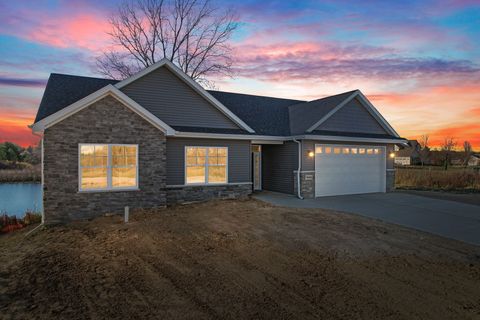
[22, 13, 110, 52]
[0, 3, 112, 53]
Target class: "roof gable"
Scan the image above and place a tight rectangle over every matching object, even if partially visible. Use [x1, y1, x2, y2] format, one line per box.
[120, 65, 243, 131]
[32, 85, 175, 135]
[317, 97, 388, 134]
[116, 59, 254, 133]
[305, 90, 399, 137]
[288, 90, 357, 135]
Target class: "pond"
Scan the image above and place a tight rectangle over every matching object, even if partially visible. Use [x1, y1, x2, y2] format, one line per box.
[0, 183, 42, 217]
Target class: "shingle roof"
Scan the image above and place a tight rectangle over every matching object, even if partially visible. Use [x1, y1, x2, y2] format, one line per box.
[34, 73, 401, 140]
[288, 91, 357, 135]
[35, 74, 118, 123]
[396, 140, 421, 157]
[207, 90, 304, 135]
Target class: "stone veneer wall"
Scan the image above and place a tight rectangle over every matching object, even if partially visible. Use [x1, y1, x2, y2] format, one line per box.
[386, 169, 396, 192]
[293, 171, 315, 198]
[43, 95, 167, 224]
[166, 183, 252, 205]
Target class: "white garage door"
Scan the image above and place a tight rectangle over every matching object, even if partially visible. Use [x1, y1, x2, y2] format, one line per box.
[314, 144, 386, 197]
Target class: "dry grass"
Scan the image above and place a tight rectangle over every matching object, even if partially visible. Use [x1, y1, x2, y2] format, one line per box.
[396, 167, 480, 191]
[0, 212, 42, 233]
[0, 164, 40, 182]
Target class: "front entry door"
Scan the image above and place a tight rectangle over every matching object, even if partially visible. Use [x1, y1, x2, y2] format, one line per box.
[252, 145, 262, 190]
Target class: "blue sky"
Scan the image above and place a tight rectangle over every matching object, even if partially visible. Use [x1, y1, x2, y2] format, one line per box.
[0, 0, 479, 147]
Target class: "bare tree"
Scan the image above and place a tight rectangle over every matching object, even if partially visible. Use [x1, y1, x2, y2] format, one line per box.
[97, 0, 239, 87]
[419, 134, 430, 166]
[463, 140, 472, 166]
[441, 137, 457, 170]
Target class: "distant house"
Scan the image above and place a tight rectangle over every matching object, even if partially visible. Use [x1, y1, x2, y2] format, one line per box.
[395, 140, 421, 166]
[468, 154, 480, 166]
[450, 158, 464, 166]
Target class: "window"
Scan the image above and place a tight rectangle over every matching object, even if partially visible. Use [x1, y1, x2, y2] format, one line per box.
[315, 146, 322, 154]
[367, 148, 374, 154]
[79, 144, 138, 191]
[351, 148, 358, 154]
[359, 148, 366, 154]
[334, 147, 341, 154]
[325, 147, 332, 154]
[342, 148, 350, 154]
[186, 147, 227, 184]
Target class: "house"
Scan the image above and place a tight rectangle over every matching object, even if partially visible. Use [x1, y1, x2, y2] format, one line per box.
[31, 59, 407, 224]
[468, 154, 480, 166]
[394, 140, 421, 166]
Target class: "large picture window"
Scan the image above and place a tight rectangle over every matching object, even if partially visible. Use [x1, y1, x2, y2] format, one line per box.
[185, 146, 227, 184]
[79, 144, 138, 191]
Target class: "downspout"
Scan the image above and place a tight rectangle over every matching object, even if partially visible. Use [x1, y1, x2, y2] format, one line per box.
[292, 139, 303, 199]
[31, 129, 45, 229]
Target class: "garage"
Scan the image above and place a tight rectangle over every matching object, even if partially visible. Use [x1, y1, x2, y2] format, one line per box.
[314, 144, 386, 197]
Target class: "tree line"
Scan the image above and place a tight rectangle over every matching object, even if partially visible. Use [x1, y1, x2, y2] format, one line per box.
[0, 142, 40, 165]
[417, 135, 476, 169]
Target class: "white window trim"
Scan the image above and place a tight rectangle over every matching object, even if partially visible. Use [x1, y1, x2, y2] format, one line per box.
[184, 146, 229, 185]
[78, 143, 139, 192]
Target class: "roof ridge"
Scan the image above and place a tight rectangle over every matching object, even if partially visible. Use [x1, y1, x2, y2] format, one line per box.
[208, 89, 306, 102]
[288, 90, 359, 108]
[50, 73, 119, 81]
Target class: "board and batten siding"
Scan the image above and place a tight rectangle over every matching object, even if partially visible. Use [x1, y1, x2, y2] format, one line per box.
[261, 141, 298, 194]
[317, 98, 387, 134]
[166, 138, 251, 185]
[121, 66, 240, 129]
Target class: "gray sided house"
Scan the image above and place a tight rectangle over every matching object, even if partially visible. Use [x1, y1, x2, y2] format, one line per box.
[32, 59, 407, 223]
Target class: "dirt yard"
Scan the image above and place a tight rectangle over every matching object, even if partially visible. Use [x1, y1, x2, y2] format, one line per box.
[1, 199, 480, 320]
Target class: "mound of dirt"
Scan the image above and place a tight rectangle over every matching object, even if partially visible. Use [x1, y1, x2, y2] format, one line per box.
[1, 199, 479, 319]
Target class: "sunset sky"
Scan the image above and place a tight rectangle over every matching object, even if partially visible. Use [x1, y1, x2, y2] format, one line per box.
[0, 0, 479, 148]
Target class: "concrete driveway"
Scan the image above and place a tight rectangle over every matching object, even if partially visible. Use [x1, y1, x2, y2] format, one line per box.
[253, 191, 480, 246]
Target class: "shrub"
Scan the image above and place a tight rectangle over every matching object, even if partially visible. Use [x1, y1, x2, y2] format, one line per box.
[0, 211, 42, 234]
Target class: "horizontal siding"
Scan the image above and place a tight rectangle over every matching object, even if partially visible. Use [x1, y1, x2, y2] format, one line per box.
[166, 138, 251, 185]
[302, 140, 395, 171]
[262, 141, 298, 194]
[122, 67, 240, 129]
[318, 98, 387, 134]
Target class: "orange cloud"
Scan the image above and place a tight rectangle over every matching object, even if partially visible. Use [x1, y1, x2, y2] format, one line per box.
[467, 107, 480, 117]
[0, 107, 38, 147]
[407, 124, 480, 150]
[0, 115, 39, 147]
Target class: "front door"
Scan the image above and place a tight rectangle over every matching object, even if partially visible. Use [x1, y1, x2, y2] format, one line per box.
[252, 145, 262, 190]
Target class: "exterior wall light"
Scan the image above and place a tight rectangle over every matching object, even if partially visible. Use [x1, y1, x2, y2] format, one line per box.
[389, 152, 395, 158]
[308, 150, 314, 157]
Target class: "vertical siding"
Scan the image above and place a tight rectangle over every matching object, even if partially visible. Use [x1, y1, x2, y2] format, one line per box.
[122, 67, 240, 129]
[166, 138, 251, 185]
[262, 142, 298, 194]
[317, 98, 387, 134]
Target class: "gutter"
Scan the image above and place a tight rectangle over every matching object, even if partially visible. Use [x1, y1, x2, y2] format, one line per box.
[292, 139, 303, 199]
